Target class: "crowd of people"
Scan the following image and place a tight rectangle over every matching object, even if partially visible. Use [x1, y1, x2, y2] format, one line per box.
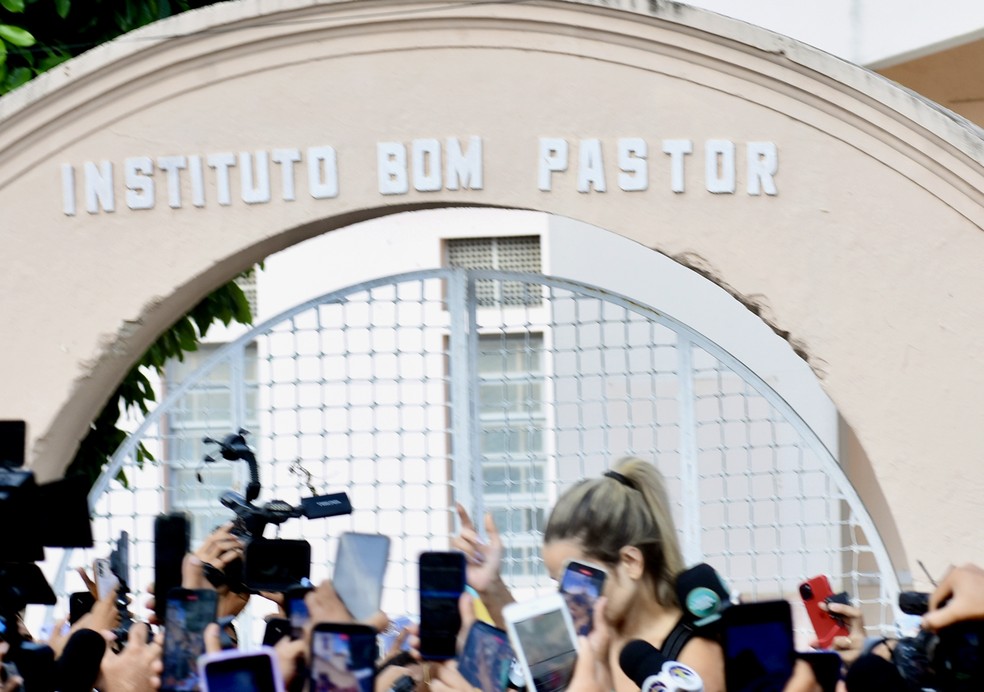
[2, 457, 982, 692]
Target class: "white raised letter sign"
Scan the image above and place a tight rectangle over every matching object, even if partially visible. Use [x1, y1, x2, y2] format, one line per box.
[378, 142, 409, 195]
[125, 156, 155, 210]
[538, 138, 568, 192]
[705, 140, 736, 194]
[747, 142, 778, 196]
[617, 138, 648, 192]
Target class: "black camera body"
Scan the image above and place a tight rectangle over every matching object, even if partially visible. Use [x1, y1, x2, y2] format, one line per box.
[202, 431, 352, 593]
[893, 591, 984, 691]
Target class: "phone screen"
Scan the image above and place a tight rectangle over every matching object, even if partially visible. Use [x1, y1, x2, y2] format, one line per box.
[559, 561, 605, 636]
[162, 589, 218, 692]
[310, 626, 377, 692]
[203, 652, 281, 692]
[333, 533, 391, 621]
[155, 513, 190, 622]
[511, 609, 577, 692]
[243, 539, 311, 593]
[459, 621, 515, 692]
[722, 601, 795, 692]
[287, 589, 310, 640]
[419, 552, 465, 660]
[95, 558, 119, 601]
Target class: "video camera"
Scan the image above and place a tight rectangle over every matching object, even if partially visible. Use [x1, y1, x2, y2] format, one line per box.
[1, 420, 93, 685]
[893, 590, 984, 691]
[201, 430, 353, 593]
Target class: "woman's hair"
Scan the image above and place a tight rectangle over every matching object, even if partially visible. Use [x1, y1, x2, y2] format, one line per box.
[544, 456, 684, 606]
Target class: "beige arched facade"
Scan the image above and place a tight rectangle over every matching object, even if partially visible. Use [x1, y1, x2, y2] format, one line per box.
[2, 0, 983, 580]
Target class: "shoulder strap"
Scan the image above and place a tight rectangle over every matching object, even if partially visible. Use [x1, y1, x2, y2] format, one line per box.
[661, 616, 696, 661]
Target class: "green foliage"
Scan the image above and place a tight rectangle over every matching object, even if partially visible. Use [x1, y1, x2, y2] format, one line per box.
[0, 0, 245, 486]
[66, 278, 254, 490]
[0, 0, 217, 95]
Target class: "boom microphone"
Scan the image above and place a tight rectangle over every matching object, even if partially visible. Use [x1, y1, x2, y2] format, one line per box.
[619, 639, 703, 692]
[675, 563, 731, 627]
[56, 628, 106, 692]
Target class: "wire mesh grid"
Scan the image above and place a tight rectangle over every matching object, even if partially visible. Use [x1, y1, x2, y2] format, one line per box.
[49, 269, 898, 647]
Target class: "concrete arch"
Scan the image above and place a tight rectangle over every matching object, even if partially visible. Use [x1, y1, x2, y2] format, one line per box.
[1, 0, 983, 575]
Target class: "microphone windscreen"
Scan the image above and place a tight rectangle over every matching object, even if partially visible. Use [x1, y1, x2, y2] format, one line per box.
[675, 563, 729, 622]
[619, 639, 669, 688]
[56, 628, 107, 692]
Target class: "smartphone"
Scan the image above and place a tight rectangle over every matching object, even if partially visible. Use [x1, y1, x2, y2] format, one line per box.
[285, 584, 312, 639]
[162, 588, 219, 692]
[720, 600, 796, 692]
[243, 538, 311, 593]
[418, 551, 466, 660]
[333, 532, 391, 621]
[263, 618, 293, 647]
[798, 651, 842, 692]
[69, 591, 95, 624]
[94, 558, 119, 600]
[155, 513, 190, 622]
[503, 592, 579, 692]
[110, 530, 130, 591]
[798, 575, 850, 649]
[559, 559, 606, 637]
[459, 621, 516, 692]
[309, 623, 377, 692]
[199, 648, 286, 692]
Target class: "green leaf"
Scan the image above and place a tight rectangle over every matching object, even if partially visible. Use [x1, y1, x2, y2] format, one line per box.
[0, 24, 35, 47]
[0, 40, 6, 69]
[38, 52, 70, 72]
[55, 0, 70, 19]
[0, 0, 25, 13]
[4, 65, 31, 90]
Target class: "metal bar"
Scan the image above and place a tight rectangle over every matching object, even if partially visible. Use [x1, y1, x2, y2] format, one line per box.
[677, 334, 701, 565]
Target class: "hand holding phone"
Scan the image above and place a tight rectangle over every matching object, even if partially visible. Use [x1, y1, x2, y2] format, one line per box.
[503, 593, 579, 692]
[94, 558, 119, 601]
[798, 575, 851, 649]
[558, 559, 606, 636]
[418, 551, 466, 660]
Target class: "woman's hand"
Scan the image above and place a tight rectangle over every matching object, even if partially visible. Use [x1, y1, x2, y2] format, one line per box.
[450, 504, 503, 594]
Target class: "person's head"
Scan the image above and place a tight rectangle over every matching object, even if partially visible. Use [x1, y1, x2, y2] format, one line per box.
[542, 456, 684, 623]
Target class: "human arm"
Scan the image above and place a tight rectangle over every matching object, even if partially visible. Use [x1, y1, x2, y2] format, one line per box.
[449, 504, 513, 628]
[922, 562, 984, 631]
[677, 636, 725, 692]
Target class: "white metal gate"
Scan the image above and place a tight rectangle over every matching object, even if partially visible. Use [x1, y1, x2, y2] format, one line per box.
[54, 268, 899, 644]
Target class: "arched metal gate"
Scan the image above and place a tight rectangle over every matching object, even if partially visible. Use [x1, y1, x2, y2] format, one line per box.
[53, 268, 899, 645]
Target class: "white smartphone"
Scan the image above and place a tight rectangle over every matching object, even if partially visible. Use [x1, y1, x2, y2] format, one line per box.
[503, 593, 579, 692]
[332, 532, 391, 621]
[94, 557, 119, 600]
[198, 647, 286, 692]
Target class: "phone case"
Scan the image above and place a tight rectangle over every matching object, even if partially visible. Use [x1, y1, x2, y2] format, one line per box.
[418, 551, 465, 660]
[199, 648, 286, 692]
[799, 575, 850, 649]
[333, 532, 391, 621]
[94, 558, 119, 600]
[503, 593, 579, 692]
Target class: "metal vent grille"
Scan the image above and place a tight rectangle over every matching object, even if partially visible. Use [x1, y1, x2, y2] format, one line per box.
[235, 272, 259, 318]
[446, 236, 542, 306]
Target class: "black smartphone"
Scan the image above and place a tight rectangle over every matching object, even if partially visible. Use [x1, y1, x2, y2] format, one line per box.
[69, 591, 95, 624]
[558, 559, 606, 636]
[333, 532, 391, 621]
[161, 588, 218, 692]
[720, 600, 795, 692]
[243, 538, 311, 593]
[798, 651, 842, 692]
[459, 621, 516, 692]
[154, 512, 190, 622]
[309, 623, 378, 692]
[263, 617, 293, 647]
[285, 584, 312, 639]
[418, 551, 466, 660]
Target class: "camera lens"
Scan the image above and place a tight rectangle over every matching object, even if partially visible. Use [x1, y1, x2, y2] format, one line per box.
[799, 583, 813, 600]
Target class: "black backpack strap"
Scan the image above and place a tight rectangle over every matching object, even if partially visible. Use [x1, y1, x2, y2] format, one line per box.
[661, 616, 696, 662]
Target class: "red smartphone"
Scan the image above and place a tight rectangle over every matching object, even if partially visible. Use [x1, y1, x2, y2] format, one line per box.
[798, 575, 850, 649]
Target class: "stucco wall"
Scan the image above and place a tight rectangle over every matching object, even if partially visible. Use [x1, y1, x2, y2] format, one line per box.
[1, 0, 983, 578]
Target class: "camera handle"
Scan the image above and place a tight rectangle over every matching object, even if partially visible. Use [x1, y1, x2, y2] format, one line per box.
[203, 430, 261, 503]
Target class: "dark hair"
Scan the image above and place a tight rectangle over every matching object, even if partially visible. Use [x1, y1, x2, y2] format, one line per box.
[544, 456, 683, 606]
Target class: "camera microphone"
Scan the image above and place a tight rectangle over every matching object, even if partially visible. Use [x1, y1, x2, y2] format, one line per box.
[675, 563, 731, 627]
[619, 640, 703, 692]
[56, 628, 106, 692]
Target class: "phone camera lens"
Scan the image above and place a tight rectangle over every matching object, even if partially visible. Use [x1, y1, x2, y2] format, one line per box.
[799, 584, 813, 600]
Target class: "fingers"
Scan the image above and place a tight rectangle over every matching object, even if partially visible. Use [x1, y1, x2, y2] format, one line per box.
[455, 503, 476, 532]
[203, 622, 223, 654]
[365, 610, 391, 632]
[77, 567, 98, 598]
[483, 512, 501, 544]
[782, 659, 821, 692]
[127, 621, 151, 651]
